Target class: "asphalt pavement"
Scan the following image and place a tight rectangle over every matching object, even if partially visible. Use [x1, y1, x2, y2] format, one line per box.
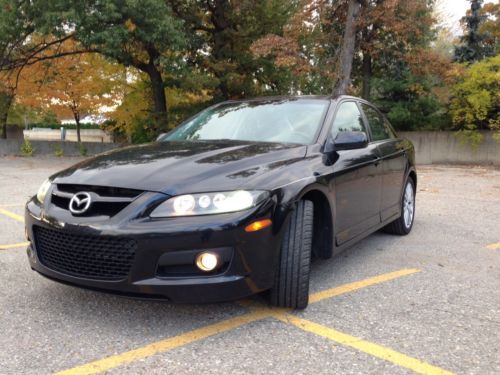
[0, 156, 498, 375]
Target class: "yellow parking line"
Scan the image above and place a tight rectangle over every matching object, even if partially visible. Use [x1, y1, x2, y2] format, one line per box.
[54, 309, 271, 375]
[486, 242, 500, 250]
[0, 208, 24, 223]
[274, 314, 454, 375]
[56, 269, 421, 375]
[309, 268, 420, 304]
[0, 242, 29, 250]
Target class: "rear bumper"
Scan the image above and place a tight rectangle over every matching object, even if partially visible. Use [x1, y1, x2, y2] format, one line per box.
[25, 197, 282, 303]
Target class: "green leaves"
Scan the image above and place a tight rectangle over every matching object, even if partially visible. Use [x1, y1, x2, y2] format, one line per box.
[68, 0, 187, 64]
[450, 55, 500, 141]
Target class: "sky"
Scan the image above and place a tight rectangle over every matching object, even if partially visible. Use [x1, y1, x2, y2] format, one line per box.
[435, 0, 471, 36]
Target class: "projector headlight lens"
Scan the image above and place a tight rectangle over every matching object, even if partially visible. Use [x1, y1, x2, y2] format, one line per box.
[36, 179, 52, 204]
[150, 190, 269, 218]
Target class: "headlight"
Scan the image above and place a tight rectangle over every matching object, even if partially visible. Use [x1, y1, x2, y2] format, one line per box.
[36, 179, 52, 204]
[150, 190, 269, 218]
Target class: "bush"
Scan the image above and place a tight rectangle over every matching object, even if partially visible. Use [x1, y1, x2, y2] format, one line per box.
[53, 144, 64, 157]
[28, 123, 101, 130]
[20, 139, 34, 156]
[79, 143, 88, 156]
[372, 75, 451, 132]
[449, 55, 500, 144]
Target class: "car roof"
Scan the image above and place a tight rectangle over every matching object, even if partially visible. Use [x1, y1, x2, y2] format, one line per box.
[219, 94, 363, 105]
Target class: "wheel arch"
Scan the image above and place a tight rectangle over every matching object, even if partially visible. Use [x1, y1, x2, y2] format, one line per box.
[408, 168, 417, 189]
[300, 187, 334, 259]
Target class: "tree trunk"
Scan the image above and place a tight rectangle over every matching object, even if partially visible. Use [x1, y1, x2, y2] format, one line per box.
[72, 109, 81, 144]
[211, 0, 232, 100]
[145, 65, 168, 132]
[0, 91, 14, 139]
[333, 0, 362, 97]
[362, 52, 372, 100]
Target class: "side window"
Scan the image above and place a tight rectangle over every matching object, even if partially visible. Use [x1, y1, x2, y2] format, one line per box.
[383, 118, 397, 139]
[361, 104, 394, 141]
[331, 102, 367, 139]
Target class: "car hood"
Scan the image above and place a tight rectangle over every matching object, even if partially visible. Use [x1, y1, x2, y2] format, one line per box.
[52, 141, 308, 195]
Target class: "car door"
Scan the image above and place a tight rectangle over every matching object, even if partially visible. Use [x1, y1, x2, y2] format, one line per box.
[330, 101, 383, 245]
[360, 103, 407, 222]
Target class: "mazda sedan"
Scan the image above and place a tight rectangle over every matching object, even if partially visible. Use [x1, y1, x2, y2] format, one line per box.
[25, 95, 416, 308]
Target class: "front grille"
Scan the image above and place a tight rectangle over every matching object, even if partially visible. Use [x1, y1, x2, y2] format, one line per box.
[34, 226, 137, 280]
[51, 184, 143, 217]
[57, 184, 142, 198]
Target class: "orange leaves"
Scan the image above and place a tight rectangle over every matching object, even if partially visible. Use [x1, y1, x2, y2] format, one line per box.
[250, 34, 311, 74]
[251, 34, 298, 66]
[15, 44, 126, 122]
[405, 47, 455, 84]
[125, 19, 137, 33]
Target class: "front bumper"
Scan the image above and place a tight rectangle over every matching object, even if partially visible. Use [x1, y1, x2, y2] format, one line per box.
[25, 196, 281, 303]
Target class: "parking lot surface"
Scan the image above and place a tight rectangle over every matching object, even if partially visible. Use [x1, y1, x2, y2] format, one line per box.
[0, 156, 499, 375]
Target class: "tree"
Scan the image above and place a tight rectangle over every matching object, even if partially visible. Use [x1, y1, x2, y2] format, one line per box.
[449, 55, 499, 142]
[0, 0, 92, 138]
[333, 0, 363, 96]
[55, 0, 188, 133]
[479, 2, 500, 56]
[0, 76, 15, 138]
[107, 75, 211, 143]
[169, 0, 299, 100]
[251, 0, 439, 100]
[454, 0, 495, 63]
[16, 52, 125, 143]
[348, 0, 438, 101]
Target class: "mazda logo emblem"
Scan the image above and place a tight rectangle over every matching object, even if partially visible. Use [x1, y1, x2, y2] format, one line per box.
[69, 192, 92, 214]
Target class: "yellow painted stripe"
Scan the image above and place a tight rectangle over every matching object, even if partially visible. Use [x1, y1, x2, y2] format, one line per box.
[486, 242, 500, 250]
[56, 269, 422, 375]
[0, 208, 24, 223]
[309, 268, 420, 304]
[0, 242, 29, 250]
[54, 310, 271, 375]
[275, 314, 454, 375]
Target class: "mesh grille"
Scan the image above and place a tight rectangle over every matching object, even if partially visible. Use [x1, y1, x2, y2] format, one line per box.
[34, 226, 136, 281]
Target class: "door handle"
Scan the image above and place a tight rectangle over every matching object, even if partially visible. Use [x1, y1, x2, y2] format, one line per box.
[372, 156, 381, 166]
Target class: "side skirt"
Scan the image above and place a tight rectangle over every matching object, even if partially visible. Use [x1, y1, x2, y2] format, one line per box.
[332, 211, 401, 257]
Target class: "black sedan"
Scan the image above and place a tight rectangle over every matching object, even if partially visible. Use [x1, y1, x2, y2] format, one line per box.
[25, 95, 416, 308]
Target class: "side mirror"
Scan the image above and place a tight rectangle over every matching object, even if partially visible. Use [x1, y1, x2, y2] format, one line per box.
[326, 131, 368, 152]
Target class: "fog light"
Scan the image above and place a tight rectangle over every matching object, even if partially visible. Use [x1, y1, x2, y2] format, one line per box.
[195, 252, 221, 272]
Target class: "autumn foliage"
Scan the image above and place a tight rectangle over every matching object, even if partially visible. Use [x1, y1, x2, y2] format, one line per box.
[0, 0, 498, 143]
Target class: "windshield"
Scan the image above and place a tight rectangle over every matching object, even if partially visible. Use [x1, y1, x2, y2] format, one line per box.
[162, 99, 329, 145]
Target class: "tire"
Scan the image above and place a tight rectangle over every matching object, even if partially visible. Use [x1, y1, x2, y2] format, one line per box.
[270, 200, 313, 309]
[384, 177, 415, 235]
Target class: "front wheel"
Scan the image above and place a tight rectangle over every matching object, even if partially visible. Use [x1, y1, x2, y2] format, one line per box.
[384, 177, 415, 235]
[270, 200, 313, 309]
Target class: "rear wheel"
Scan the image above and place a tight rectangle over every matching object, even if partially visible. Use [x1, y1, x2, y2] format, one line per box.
[384, 177, 415, 235]
[270, 200, 313, 309]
